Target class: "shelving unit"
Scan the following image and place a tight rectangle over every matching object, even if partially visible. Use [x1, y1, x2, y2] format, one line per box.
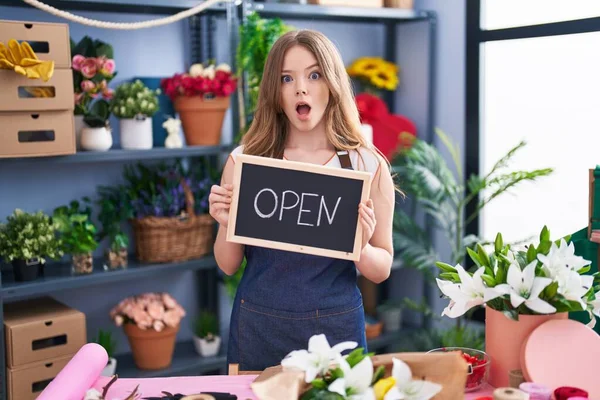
[0, 1, 435, 398]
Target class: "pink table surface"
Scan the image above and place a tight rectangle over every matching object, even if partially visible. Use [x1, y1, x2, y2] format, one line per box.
[92, 375, 495, 399]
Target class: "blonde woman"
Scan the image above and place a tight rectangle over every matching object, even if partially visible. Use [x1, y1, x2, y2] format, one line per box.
[209, 29, 396, 371]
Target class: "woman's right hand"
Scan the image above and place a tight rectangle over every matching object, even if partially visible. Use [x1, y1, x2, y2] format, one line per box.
[209, 183, 233, 227]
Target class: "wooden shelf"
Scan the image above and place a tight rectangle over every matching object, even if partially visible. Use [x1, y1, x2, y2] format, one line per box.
[1, 255, 217, 301]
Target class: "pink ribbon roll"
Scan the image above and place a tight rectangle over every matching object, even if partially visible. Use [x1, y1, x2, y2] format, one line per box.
[36, 343, 108, 400]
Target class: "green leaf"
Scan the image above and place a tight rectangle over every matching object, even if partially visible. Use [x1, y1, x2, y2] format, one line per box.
[476, 243, 491, 268]
[435, 262, 456, 273]
[526, 245, 537, 264]
[345, 348, 366, 369]
[539, 226, 550, 242]
[481, 274, 496, 287]
[311, 379, 327, 390]
[537, 241, 551, 255]
[439, 272, 460, 283]
[372, 365, 386, 385]
[466, 247, 483, 268]
[543, 281, 558, 299]
[494, 233, 503, 253]
[578, 265, 591, 275]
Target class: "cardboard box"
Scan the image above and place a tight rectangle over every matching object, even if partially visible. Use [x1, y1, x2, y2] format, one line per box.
[4, 297, 86, 367]
[0, 69, 74, 112]
[0, 20, 71, 68]
[7, 354, 73, 400]
[0, 110, 76, 158]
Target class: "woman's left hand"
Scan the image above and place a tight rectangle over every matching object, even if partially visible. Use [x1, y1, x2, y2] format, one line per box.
[359, 199, 376, 249]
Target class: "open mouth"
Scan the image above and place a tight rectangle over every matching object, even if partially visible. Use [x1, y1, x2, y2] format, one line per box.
[296, 102, 311, 116]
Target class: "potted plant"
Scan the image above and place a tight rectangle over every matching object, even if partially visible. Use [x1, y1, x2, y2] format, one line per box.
[52, 199, 99, 275]
[376, 299, 403, 333]
[96, 185, 131, 270]
[71, 36, 117, 149]
[80, 99, 113, 152]
[110, 79, 159, 150]
[93, 329, 118, 377]
[192, 311, 221, 357]
[110, 292, 186, 370]
[0, 209, 62, 282]
[161, 61, 236, 146]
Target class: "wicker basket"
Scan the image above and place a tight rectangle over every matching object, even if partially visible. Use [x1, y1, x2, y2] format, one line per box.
[130, 182, 215, 263]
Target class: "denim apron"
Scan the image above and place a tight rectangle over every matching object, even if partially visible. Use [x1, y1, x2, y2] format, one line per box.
[226, 151, 368, 371]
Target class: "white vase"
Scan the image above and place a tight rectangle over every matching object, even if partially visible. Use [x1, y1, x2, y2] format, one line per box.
[193, 335, 221, 357]
[73, 114, 85, 150]
[120, 117, 153, 150]
[101, 357, 117, 377]
[80, 126, 113, 151]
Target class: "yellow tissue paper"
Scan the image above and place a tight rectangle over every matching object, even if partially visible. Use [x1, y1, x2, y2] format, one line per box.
[0, 39, 55, 82]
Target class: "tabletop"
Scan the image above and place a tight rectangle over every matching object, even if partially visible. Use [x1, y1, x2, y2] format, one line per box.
[92, 375, 496, 399]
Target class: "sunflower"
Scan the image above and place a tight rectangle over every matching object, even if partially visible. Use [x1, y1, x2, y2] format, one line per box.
[347, 56, 400, 93]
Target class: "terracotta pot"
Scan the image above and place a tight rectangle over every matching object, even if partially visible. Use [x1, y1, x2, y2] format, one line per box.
[174, 96, 230, 146]
[485, 307, 567, 388]
[123, 323, 179, 370]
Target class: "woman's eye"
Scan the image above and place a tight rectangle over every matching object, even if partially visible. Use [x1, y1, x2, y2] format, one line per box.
[309, 71, 321, 80]
[281, 75, 293, 83]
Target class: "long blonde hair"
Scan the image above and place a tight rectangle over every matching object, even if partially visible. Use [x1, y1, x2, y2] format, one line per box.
[242, 29, 368, 159]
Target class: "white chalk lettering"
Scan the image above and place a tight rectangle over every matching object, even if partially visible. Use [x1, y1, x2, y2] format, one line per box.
[279, 190, 300, 221]
[254, 188, 278, 218]
[317, 196, 342, 226]
[297, 193, 319, 226]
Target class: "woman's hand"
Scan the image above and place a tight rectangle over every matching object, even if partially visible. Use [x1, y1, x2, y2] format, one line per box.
[359, 199, 376, 249]
[209, 183, 233, 227]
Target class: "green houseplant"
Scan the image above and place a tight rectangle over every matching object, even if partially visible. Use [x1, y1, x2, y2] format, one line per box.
[96, 185, 131, 270]
[110, 79, 159, 150]
[192, 311, 220, 357]
[93, 328, 118, 377]
[0, 209, 62, 282]
[53, 199, 99, 275]
[392, 129, 553, 336]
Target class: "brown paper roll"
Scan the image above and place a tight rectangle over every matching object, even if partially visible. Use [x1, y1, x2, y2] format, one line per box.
[493, 387, 529, 400]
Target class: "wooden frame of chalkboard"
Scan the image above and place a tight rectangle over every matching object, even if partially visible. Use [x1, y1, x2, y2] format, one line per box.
[227, 153, 372, 261]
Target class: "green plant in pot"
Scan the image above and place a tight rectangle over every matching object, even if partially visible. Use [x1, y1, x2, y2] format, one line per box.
[0, 209, 62, 282]
[376, 299, 404, 333]
[53, 199, 99, 275]
[97, 185, 131, 270]
[111, 79, 159, 150]
[80, 99, 113, 151]
[192, 311, 220, 357]
[93, 328, 118, 377]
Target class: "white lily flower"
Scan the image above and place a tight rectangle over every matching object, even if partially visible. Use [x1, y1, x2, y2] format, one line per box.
[281, 334, 357, 383]
[557, 269, 594, 310]
[216, 63, 231, 73]
[328, 356, 375, 400]
[202, 64, 216, 79]
[435, 265, 505, 318]
[189, 63, 204, 77]
[383, 358, 442, 400]
[494, 261, 556, 314]
[537, 239, 591, 280]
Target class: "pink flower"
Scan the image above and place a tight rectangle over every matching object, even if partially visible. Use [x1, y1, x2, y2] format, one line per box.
[80, 80, 95, 92]
[163, 310, 180, 328]
[147, 302, 165, 320]
[72, 54, 85, 71]
[153, 320, 165, 332]
[102, 88, 114, 100]
[95, 56, 106, 69]
[101, 59, 116, 75]
[114, 315, 124, 327]
[162, 293, 177, 309]
[81, 58, 97, 79]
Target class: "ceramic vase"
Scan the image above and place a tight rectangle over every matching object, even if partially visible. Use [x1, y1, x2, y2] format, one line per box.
[120, 117, 153, 150]
[80, 126, 113, 151]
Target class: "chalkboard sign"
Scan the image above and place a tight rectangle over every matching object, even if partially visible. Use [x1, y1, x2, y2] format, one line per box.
[227, 154, 372, 261]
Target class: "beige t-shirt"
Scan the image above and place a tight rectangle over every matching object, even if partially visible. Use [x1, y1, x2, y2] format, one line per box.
[228, 145, 383, 179]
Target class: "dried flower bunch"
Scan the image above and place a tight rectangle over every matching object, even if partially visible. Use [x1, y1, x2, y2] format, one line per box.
[110, 292, 186, 332]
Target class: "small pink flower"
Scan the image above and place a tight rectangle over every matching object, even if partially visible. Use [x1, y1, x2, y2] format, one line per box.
[80, 80, 95, 92]
[153, 320, 165, 332]
[137, 314, 153, 330]
[162, 293, 177, 309]
[163, 310, 180, 328]
[114, 315, 124, 327]
[101, 59, 116, 75]
[72, 54, 85, 71]
[102, 88, 114, 100]
[147, 302, 164, 320]
[95, 56, 107, 69]
[81, 58, 97, 79]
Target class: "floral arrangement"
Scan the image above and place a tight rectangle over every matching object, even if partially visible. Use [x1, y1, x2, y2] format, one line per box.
[0, 209, 62, 263]
[281, 334, 442, 400]
[110, 292, 186, 332]
[347, 57, 399, 94]
[71, 36, 117, 116]
[110, 79, 160, 119]
[436, 226, 600, 327]
[194, 310, 219, 341]
[160, 61, 237, 101]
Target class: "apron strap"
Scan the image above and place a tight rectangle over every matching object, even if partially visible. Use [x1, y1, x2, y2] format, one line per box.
[336, 150, 353, 170]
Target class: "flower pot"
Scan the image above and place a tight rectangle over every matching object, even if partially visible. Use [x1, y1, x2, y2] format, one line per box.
[123, 323, 179, 370]
[101, 357, 117, 377]
[193, 335, 221, 357]
[174, 95, 229, 146]
[119, 117, 153, 150]
[80, 125, 113, 151]
[11, 258, 43, 282]
[72, 252, 94, 275]
[485, 306, 568, 388]
[378, 306, 402, 333]
[104, 248, 128, 270]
